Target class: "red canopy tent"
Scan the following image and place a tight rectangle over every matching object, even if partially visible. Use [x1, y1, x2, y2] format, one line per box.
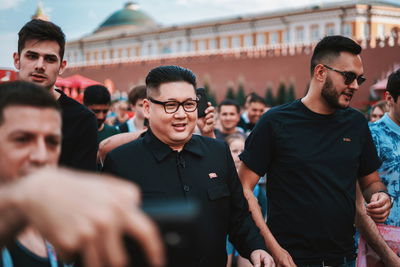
[56, 74, 102, 102]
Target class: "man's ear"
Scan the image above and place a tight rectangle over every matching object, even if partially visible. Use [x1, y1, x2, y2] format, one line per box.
[314, 64, 326, 83]
[142, 98, 150, 119]
[58, 60, 67, 75]
[384, 91, 393, 106]
[13, 52, 20, 70]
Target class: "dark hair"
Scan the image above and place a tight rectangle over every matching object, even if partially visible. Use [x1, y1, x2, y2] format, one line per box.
[247, 93, 265, 105]
[0, 81, 60, 125]
[18, 19, 66, 60]
[145, 65, 197, 96]
[83, 85, 111, 106]
[310, 35, 362, 75]
[128, 85, 147, 105]
[386, 69, 400, 102]
[218, 99, 240, 114]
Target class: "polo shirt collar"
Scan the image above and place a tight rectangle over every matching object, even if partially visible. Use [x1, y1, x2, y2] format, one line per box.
[144, 129, 205, 162]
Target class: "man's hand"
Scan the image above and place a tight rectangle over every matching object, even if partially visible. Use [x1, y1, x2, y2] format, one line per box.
[366, 192, 391, 223]
[269, 246, 296, 267]
[197, 102, 215, 138]
[250, 249, 275, 267]
[16, 167, 165, 267]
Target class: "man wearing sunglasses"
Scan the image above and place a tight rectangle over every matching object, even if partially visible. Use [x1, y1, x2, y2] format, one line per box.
[103, 65, 274, 267]
[239, 35, 392, 267]
[83, 85, 120, 144]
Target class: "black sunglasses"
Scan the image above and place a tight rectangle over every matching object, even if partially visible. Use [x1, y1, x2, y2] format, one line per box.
[91, 109, 109, 114]
[323, 65, 366, 86]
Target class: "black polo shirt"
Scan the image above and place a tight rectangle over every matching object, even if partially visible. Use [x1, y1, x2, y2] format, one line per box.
[103, 130, 265, 266]
[240, 99, 381, 264]
[56, 89, 98, 171]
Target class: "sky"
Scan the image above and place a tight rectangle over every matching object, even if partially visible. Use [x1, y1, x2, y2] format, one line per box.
[0, 0, 398, 68]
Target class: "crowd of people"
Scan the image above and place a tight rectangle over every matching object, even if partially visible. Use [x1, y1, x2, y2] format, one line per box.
[0, 18, 399, 267]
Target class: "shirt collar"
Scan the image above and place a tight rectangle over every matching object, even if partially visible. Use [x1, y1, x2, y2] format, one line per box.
[144, 130, 205, 162]
[382, 113, 400, 133]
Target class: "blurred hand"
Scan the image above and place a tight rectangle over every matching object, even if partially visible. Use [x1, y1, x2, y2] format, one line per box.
[250, 249, 275, 267]
[17, 167, 165, 267]
[366, 192, 391, 223]
[197, 102, 215, 138]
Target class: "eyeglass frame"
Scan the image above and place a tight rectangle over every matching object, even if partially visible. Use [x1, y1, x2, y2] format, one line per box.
[323, 64, 366, 86]
[148, 97, 199, 114]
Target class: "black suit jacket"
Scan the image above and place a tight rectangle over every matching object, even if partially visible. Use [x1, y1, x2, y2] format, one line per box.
[103, 130, 265, 266]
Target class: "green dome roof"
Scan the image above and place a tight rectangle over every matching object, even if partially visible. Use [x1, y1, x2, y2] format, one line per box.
[97, 2, 156, 31]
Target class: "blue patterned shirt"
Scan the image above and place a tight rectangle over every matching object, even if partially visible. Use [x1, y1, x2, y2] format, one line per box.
[369, 113, 400, 226]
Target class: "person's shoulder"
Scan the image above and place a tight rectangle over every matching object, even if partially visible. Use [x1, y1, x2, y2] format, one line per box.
[57, 91, 94, 118]
[192, 134, 226, 149]
[108, 136, 144, 158]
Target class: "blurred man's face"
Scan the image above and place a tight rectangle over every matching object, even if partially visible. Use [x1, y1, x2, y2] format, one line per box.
[143, 81, 197, 151]
[87, 104, 110, 129]
[132, 98, 145, 120]
[248, 102, 266, 124]
[14, 40, 66, 90]
[0, 106, 61, 182]
[370, 106, 385, 122]
[219, 105, 240, 133]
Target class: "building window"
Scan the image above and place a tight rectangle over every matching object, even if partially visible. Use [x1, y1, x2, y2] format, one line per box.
[221, 37, 228, 49]
[209, 38, 217, 50]
[257, 33, 265, 46]
[162, 44, 172, 54]
[232, 36, 240, 48]
[283, 31, 290, 43]
[244, 35, 253, 47]
[176, 40, 182, 52]
[310, 25, 319, 41]
[326, 23, 335, 36]
[270, 32, 278, 45]
[364, 23, 370, 38]
[377, 24, 385, 39]
[198, 40, 206, 51]
[343, 23, 352, 37]
[296, 27, 304, 42]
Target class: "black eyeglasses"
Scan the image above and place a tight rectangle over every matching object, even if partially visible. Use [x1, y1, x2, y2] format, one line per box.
[323, 65, 366, 86]
[148, 97, 198, 114]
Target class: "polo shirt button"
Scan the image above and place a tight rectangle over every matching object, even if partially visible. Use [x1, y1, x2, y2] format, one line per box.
[183, 185, 190, 192]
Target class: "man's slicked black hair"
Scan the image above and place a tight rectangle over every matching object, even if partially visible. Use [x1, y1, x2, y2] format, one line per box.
[386, 69, 400, 102]
[83, 85, 111, 106]
[310, 35, 362, 76]
[218, 99, 241, 114]
[145, 65, 197, 96]
[0, 81, 60, 125]
[18, 19, 66, 60]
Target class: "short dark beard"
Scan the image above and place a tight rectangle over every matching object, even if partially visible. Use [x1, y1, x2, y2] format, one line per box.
[321, 76, 344, 110]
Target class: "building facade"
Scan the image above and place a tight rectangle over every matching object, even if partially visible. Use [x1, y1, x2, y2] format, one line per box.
[64, 0, 400, 108]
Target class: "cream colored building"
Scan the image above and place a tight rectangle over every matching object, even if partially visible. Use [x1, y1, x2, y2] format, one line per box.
[66, 0, 400, 67]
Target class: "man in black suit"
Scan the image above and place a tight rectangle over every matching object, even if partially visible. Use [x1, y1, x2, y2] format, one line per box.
[103, 65, 274, 267]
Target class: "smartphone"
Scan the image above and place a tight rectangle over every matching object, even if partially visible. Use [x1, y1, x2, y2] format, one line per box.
[75, 199, 200, 267]
[125, 199, 200, 267]
[196, 88, 208, 118]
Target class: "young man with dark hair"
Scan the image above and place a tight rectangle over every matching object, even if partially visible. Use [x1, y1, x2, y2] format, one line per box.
[239, 36, 392, 267]
[215, 99, 244, 140]
[359, 69, 400, 266]
[103, 65, 274, 267]
[84, 85, 120, 143]
[238, 93, 267, 132]
[118, 85, 147, 133]
[13, 19, 98, 171]
[0, 81, 164, 267]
